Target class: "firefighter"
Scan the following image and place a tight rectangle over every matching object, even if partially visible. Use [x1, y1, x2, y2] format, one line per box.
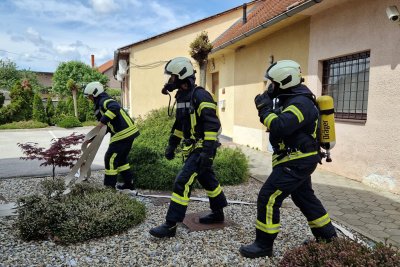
[84, 81, 140, 193]
[149, 57, 228, 238]
[239, 60, 337, 258]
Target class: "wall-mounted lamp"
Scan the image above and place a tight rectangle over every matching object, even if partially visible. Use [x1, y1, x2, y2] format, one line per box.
[269, 55, 274, 64]
[386, 6, 400, 23]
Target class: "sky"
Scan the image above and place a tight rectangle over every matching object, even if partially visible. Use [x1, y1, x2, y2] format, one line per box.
[0, 0, 247, 72]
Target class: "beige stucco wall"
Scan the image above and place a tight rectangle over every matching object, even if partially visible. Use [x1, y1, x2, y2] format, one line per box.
[308, 0, 400, 193]
[127, 9, 245, 118]
[206, 52, 236, 137]
[210, 19, 310, 147]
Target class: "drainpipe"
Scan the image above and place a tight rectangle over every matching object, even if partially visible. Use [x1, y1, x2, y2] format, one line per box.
[212, 0, 323, 53]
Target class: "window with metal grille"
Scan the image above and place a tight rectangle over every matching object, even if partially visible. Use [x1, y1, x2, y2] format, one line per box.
[322, 51, 370, 121]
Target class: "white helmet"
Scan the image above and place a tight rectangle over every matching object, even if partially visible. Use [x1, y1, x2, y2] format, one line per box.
[265, 60, 302, 89]
[84, 81, 104, 97]
[164, 57, 194, 80]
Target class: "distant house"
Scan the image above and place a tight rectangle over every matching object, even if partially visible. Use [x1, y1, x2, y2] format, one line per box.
[0, 90, 11, 106]
[98, 60, 120, 89]
[35, 71, 53, 90]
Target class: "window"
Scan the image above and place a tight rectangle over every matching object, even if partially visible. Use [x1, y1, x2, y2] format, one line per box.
[322, 51, 370, 121]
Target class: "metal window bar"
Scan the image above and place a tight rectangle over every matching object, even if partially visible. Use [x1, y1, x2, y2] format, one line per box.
[322, 51, 370, 120]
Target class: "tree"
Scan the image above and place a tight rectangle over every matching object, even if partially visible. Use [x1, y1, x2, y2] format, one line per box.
[32, 93, 47, 123]
[189, 31, 213, 87]
[52, 61, 108, 97]
[0, 60, 43, 92]
[18, 133, 85, 179]
[67, 79, 79, 118]
[77, 94, 89, 122]
[0, 59, 20, 90]
[45, 98, 55, 125]
[0, 92, 5, 108]
[19, 70, 43, 93]
[0, 79, 35, 123]
[55, 98, 67, 118]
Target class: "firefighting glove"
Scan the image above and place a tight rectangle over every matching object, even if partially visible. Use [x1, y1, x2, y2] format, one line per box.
[254, 91, 273, 118]
[197, 152, 213, 169]
[164, 145, 176, 160]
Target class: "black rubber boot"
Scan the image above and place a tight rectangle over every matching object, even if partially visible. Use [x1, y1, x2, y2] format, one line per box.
[239, 230, 274, 258]
[115, 182, 137, 195]
[239, 242, 273, 258]
[149, 222, 177, 238]
[199, 209, 224, 224]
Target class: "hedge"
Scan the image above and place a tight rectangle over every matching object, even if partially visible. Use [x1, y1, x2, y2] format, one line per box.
[16, 179, 146, 244]
[128, 107, 248, 190]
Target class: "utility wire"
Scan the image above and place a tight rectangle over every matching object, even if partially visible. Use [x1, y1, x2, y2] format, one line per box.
[131, 60, 168, 69]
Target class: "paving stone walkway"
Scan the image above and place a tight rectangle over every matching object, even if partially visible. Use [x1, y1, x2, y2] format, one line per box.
[234, 144, 400, 247]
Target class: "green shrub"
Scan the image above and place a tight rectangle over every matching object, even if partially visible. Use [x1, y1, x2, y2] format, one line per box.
[0, 92, 4, 108]
[107, 88, 121, 103]
[129, 107, 248, 190]
[82, 120, 98, 126]
[57, 115, 82, 128]
[77, 94, 89, 122]
[45, 99, 55, 125]
[214, 147, 249, 185]
[279, 238, 400, 267]
[32, 93, 47, 123]
[16, 179, 146, 244]
[0, 120, 48, 129]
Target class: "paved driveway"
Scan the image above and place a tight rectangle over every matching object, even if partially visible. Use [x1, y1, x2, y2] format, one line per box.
[0, 126, 108, 178]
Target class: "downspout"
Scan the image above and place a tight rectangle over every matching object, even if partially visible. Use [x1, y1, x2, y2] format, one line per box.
[212, 0, 323, 54]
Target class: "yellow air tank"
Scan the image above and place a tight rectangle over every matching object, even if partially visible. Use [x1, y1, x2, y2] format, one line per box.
[316, 96, 336, 162]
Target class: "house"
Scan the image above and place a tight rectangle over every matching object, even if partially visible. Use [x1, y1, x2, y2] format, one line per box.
[35, 71, 53, 90]
[114, 0, 400, 194]
[97, 60, 120, 89]
[113, 2, 257, 111]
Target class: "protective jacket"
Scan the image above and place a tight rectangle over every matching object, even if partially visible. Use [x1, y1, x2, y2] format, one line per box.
[94, 92, 140, 144]
[168, 86, 221, 156]
[260, 84, 320, 167]
[164, 85, 227, 223]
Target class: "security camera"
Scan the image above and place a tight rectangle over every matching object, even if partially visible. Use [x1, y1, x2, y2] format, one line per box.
[386, 6, 400, 22]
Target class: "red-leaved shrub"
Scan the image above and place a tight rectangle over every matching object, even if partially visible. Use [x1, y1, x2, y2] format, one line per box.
[18, 132, 84, 178]
[279, 237, 400, 267]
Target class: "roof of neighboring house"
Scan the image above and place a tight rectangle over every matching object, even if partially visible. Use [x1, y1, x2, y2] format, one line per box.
[98, 60, 113, 73]
[212, 0, 315, 51]
[116, 1, 259, 52]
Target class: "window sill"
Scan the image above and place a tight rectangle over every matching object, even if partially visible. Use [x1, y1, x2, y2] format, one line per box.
[335, 118, 366, 125]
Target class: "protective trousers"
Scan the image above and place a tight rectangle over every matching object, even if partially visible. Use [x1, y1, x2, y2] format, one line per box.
[104, 135, 135, 188]
[166, 151, 228, 223]
[256, 163, 336, 246]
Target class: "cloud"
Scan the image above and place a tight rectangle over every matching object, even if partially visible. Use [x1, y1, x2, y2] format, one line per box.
[1, 0, 242, 71]
[90, 0, 118, 14]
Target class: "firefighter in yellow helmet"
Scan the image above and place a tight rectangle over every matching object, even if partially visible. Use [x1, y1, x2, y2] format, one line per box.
[149, 57, 227, 238]
[84, 81, 139, 193]
[239, 60, 337, 258]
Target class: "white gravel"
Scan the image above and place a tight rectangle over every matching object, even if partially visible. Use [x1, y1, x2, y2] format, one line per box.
[0, 172, 361, 266]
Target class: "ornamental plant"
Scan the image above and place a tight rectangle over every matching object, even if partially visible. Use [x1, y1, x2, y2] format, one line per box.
[18, 133, 85, 179]
[279, 237, 400, 267]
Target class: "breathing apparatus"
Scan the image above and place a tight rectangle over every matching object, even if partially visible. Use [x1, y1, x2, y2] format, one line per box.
[161, 57, 197, 116]
[265, 60, 336, 162]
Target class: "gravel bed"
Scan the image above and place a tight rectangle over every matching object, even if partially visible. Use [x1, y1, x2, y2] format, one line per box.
[0, 172, 364, 266]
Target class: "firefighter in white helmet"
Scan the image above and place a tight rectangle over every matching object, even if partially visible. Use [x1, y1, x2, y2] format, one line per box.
[149, 57, 228, 238]
[240, 60, 337, 258]
[84, 81, 140, 193]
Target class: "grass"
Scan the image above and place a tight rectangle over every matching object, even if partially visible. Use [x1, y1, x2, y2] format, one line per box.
[0, 120, 48, 129]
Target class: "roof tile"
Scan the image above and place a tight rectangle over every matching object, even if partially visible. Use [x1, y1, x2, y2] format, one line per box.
[213, 0, 306, 49]
[97, 60, 113, 73]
